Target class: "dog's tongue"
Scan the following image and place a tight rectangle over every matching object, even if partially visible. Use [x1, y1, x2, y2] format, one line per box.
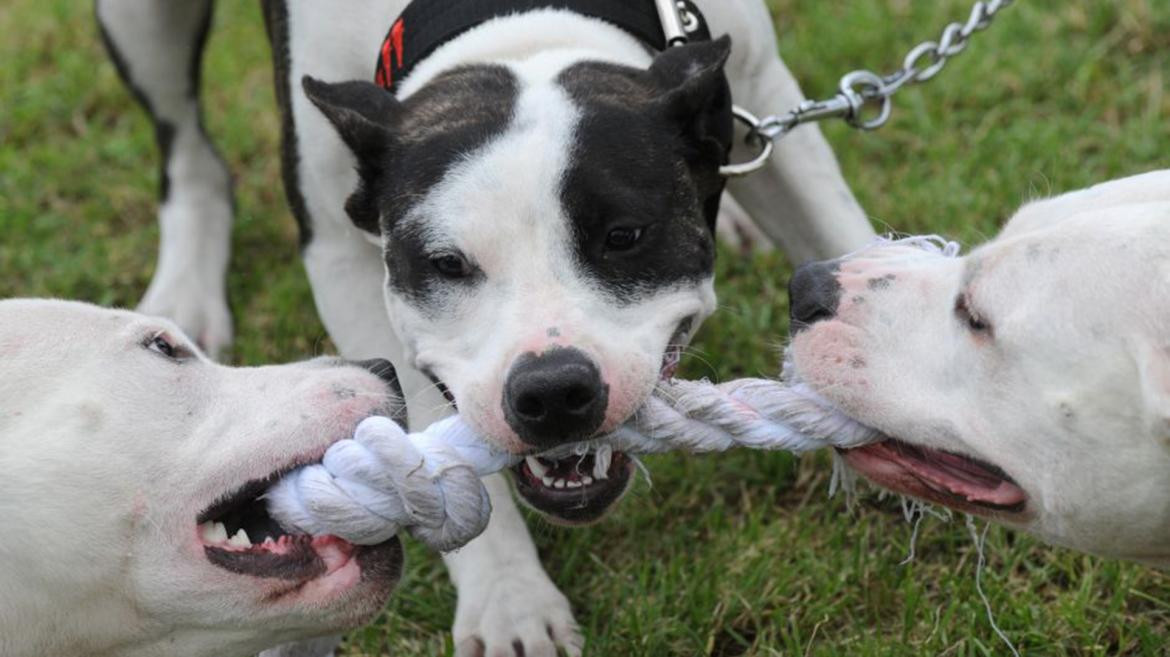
[886, 442, 1027, 507]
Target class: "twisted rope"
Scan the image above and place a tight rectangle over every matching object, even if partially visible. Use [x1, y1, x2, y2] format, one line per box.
[265, 416, 500, 553]
[266, 374, 877, 547]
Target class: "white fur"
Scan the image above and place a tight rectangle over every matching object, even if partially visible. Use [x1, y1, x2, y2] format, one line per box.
[0, 300, 405, 657]
[790, 170, 1170, 566]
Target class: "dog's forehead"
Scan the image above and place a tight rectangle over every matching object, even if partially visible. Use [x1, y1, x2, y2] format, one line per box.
[0, 299, 130, 337]
[0, 300, 190, 355]
[397, 65, 518, 147]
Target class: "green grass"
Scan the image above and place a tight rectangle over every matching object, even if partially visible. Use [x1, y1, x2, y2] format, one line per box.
[2, 0, 1169, 655]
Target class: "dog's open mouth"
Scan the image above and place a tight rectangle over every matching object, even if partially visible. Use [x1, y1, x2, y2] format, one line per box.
[510, 450, 635, 524]
[839, 439, 1029, 516]
[196, 469, 399, 584]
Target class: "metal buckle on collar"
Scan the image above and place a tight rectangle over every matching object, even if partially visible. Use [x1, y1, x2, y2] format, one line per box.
[655, 0, 700, 47]
[653, 0, 766, 178]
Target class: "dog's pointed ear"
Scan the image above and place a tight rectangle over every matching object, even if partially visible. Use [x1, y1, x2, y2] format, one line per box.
[302, 76, 398, 158]
[648, 36, 733, 231]
[648, 35, 734, 150]
[302, 76, 400, 233]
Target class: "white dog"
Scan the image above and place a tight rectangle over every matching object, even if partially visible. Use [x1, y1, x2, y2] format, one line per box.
[93, 1, 875, 653]
[0, 299, 462, 656]
[787, 170, 1170, 566]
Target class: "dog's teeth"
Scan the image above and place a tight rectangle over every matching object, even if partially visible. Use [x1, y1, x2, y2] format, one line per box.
[526, 456, 549, 479]
[566, 480, 583, 489]
[554, 479, 566, 489]
[228, 529, 252, 548]
[541, 476, 554, 487]
[581, 476, 594, 486]
[200, 521, 228, 544]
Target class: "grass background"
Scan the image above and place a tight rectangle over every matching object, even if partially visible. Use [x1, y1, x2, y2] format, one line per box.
[2, 0, 1169, 654]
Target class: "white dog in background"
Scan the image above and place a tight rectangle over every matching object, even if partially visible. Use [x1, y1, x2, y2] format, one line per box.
[0, 300, 453, 656]
[787, 169, 1170, 566]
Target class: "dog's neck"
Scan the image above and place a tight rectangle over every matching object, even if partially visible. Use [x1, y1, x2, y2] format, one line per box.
[396, 9, 653, 98]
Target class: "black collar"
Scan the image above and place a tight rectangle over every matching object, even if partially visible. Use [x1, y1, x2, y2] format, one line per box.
[374, 0, 711, 92]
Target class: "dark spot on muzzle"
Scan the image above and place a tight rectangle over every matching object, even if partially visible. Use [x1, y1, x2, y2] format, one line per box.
[503, 347, 608, 448]
[789, 260, 841, 334]
[867, 273, 896, 291]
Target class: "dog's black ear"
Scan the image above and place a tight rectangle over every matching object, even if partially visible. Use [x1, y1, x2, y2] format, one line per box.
[303, 76, 398, 158]
[649, 36, 733, 231]
[303, 76, 400, 233]
[648, 35, 734, 157]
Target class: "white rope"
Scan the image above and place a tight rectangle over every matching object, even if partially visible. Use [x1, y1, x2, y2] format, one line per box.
[265, 416, 498, 552]
[265, 235, 959, 548]
[265, 373, 878, 547]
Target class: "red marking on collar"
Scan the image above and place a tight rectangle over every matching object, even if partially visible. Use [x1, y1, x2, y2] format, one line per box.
[376, 17, 406, 89]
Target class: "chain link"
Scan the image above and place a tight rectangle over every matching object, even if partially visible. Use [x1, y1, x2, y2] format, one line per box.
[721, 0, 1014, 177]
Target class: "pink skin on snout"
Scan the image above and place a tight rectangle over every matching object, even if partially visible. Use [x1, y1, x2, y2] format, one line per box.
[790, 261, 876, 418]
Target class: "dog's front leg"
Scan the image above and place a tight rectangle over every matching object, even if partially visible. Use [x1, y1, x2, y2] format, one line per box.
[398, 380, 583, 657]
[444, 474, 583, 657]
[96, 0, 235, 359]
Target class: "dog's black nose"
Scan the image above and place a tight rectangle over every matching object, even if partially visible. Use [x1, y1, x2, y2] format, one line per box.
[354, 358, 400, 389]
[789, 260, 841, 334]
[503, 347, 608, 448]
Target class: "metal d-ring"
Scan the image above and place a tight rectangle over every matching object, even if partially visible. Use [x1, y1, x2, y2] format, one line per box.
[720, 105, 774, 178]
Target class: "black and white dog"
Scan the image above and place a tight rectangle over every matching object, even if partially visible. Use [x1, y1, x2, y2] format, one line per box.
[95, 1, 875, 654]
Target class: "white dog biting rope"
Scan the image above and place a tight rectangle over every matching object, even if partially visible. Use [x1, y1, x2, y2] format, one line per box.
[268, 237, 959, 548]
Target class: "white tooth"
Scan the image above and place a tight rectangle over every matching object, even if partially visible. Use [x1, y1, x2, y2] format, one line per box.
[201, 521, 228, 544]
[593, 445, 613, 479]
[542, 476, 555, 487]
[566, 480, 583, 488]
[582, 476, 594, 486]
[526, 456, 549, 479]
[554, 479, 566, 489]
[228, 529, 252, 548]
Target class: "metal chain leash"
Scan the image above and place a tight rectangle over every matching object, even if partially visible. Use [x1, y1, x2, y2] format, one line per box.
[719, 0, 1015, 177]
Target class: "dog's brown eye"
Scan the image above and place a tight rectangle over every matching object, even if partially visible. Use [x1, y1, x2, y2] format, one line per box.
[431, 253, 472, 279]
[955, 295, 991, 335]
[605, 227, 643, 252]
[146, 334, 188, 361]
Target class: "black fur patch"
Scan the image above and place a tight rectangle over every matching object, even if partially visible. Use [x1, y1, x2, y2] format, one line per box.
[304, 66, 519, 308]
[382, 66, 517, 306]
[555, 39, 732, 301]
[263, 0, 315, 246]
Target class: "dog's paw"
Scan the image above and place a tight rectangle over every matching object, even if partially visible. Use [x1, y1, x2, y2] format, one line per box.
[138, 275, 233, 361]
[453, 569, 583, 657]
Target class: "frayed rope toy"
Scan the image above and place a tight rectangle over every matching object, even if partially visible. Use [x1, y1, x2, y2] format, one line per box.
[266, 375, 876, 550]
[266, 236, 961, 550]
